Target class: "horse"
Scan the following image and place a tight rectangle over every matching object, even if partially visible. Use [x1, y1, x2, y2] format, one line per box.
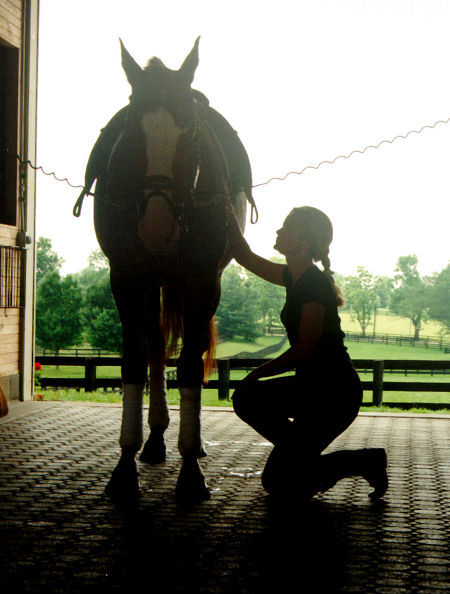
[74, 38, 255, 503]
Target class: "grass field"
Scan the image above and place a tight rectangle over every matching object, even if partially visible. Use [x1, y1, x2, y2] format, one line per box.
[339, 309, 445, 337]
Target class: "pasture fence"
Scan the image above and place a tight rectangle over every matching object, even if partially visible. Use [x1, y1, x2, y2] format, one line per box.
[265, 326, 449, 352]
[35, 356, 450, 410]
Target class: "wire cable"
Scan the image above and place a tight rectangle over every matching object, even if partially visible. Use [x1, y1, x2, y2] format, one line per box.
[252, 116, 450, 188]
[6, 115, 450, 193]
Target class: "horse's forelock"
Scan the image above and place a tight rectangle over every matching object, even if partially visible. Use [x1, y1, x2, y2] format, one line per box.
[144, 57, 168, 71]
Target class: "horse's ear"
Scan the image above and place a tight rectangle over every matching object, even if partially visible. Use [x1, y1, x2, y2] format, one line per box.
[119, 39, 142, 87]
[179, 36, 200, 84]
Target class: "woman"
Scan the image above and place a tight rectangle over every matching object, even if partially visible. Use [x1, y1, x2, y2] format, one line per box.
[229, 205, 388, 500]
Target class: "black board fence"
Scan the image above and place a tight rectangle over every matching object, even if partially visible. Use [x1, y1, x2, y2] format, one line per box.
[266, 326, 450, 352]
[35, 356, 450, 410]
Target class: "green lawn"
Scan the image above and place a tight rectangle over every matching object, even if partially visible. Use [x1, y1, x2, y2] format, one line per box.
[345, 342, 449, 360]
[250, 339, 450, 361]
[339, 309, 445, 337]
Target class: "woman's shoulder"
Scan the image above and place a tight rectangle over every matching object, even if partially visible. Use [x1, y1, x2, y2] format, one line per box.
[307, 265, 329, 285]
[290, 266, 335, 303]
[282, 265, 291, 285]
[298, 265, 328, 289]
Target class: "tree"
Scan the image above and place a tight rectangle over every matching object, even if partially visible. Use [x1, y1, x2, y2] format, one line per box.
[73, 249, 110, 293]
[373, 276, 394, 309]
[35, 271, 83, 353]
[36, 237, 63, 284]
[216, 264, 261, 341]
[247, 257, 285, 333]
[390, 255, 429, 340]
[427, 264, 450, 334]
[372, 275, 394, 335]
[74, 266, 109, 294]
[344, 267, 377, 337]
[87, 249, 109, 270]
[82, 278, 122, 352]
[252, 273, 285, 333]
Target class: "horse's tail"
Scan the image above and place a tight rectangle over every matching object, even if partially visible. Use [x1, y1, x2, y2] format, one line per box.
[161, 288, 217, 381]
[203, 317, 217, 382]
[161, 287, 184, 360]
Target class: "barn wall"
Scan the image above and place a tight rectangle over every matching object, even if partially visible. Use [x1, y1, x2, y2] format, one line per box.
[0, 1, 23, 399]
[0, 1, 22, 48]
[0, 0, 38, 401]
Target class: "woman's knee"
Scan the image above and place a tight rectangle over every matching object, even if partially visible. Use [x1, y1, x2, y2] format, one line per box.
[232, 386, 254, 422]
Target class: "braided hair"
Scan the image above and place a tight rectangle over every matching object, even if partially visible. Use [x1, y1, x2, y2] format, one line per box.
[289, 207, 345, 306]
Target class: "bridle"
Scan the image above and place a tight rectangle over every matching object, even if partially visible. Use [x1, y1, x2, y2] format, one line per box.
[72, 96, 258, 225]
[135, 109, 203, 232]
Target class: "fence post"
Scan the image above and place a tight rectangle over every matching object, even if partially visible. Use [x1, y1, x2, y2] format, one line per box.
[85, 358, 96, 392]
[373, 360, 384, 406]
[218, 359, 230, 400]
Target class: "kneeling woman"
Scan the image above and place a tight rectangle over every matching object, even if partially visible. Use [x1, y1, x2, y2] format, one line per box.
[229, 206, 388, 500]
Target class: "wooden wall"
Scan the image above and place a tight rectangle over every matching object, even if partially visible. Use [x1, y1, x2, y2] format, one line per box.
[0, 0, 23, 399]
[0, 1, 22, 48]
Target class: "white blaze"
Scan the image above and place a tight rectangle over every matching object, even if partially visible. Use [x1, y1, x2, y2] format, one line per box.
[141, 109, 185, 177]
[137, 109, 185, 254]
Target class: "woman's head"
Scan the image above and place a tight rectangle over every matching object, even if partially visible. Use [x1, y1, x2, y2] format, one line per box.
[276, 206, 333, 263]
[276, 205, 344, 305]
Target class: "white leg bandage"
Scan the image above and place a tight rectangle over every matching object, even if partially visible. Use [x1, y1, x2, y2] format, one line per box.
[178, 387, 202, 456]
[119, 384, 144, 451]
[148, 376, 170, 430]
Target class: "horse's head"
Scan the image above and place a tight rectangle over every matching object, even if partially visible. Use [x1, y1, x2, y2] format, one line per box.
[107, 39, 201, 254]
[121, 37, 199, 129]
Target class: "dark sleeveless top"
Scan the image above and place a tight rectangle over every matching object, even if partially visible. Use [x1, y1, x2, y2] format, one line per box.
[280, 265, 350, 373]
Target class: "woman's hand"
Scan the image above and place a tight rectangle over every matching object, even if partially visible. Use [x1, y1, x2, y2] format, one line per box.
[240, 368, 263, 386]
[227, 202, 249, 255]
[227, 204, 285, 286]
[237, 302, 325, 384]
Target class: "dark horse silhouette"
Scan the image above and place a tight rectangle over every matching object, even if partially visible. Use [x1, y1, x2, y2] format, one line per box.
[74, 39, 254, 503]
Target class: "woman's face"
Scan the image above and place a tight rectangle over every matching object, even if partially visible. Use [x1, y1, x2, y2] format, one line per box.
[274, 214, 306, 255]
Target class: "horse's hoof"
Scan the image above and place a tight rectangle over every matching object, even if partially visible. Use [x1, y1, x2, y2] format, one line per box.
[175, 460, 211, 504]
[139, 433, 166, 464]
[104, 459, 140, 502]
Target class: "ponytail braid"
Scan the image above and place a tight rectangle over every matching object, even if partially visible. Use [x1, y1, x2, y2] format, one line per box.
[321, 254, 345, 307]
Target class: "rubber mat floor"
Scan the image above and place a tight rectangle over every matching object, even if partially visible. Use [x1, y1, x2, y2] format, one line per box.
[0, 402, 448, 593]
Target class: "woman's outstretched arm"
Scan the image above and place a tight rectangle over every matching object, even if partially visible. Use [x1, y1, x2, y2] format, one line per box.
[240, 302, 324, 383]
[228, 206, 285, 285]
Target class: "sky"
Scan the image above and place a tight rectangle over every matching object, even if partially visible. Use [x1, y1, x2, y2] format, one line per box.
[36, 0, 450, 278]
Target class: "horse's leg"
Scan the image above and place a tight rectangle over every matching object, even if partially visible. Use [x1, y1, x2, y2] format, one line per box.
[140, 289, 170, 464]
[175, 280, 220, 503]
[104, 273, 148, 501]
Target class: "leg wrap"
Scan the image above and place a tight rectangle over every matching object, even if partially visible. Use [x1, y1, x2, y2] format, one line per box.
[148, 377, 170, 430]
[178, 387, 202, 457]
[119, 384, 144, 451]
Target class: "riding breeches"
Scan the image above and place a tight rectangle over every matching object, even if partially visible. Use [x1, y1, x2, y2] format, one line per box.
[232, 363, 363, 458]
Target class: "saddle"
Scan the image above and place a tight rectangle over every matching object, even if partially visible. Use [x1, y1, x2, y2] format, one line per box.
[73, 91, 257, 221]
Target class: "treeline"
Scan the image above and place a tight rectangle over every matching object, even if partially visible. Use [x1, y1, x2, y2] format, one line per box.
[218, 255, 449, 340]
[35, 237, 449, 353]
[36, 238, 121, 354]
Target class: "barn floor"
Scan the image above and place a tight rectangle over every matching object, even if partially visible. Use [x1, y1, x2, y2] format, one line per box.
[0, 402, 448, 593]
